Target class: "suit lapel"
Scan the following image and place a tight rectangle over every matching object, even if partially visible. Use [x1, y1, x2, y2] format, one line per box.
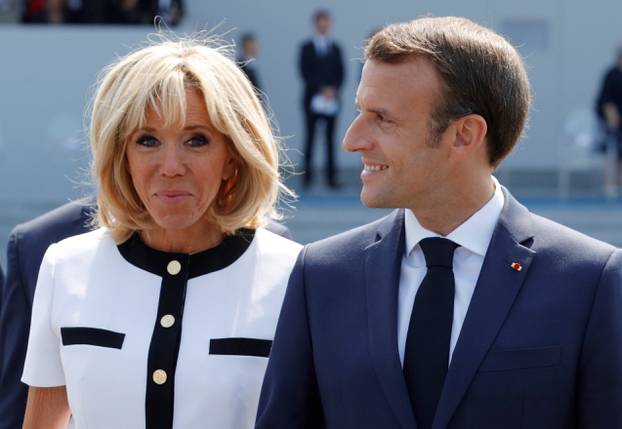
[432, 189, 536, 429]
[364, 209, 418, 429]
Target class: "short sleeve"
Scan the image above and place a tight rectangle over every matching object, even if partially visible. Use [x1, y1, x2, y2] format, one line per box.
[21, 243, 66, 387]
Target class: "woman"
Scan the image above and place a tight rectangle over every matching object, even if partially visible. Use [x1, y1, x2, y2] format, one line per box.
[21, 37, 302, 428]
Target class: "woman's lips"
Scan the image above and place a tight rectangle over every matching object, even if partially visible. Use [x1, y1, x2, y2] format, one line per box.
[155, 192, 192, 201]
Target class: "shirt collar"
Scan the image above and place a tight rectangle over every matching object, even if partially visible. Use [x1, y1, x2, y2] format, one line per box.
[404, 177, 504, 257]
[313, 36, 330, 49]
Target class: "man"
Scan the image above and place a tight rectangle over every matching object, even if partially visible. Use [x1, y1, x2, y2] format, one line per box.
[238, 32, 262, 91]
[596, 46, 622, 196]
[0, 196, 293, 428]
[257, 17, 622, 428]
[299, 9, 344, 189]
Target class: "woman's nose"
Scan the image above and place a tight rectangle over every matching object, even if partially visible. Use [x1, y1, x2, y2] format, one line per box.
[160, 144, 186, 177]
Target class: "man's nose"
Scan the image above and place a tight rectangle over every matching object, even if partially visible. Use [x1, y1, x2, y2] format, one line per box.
[342, 115, 373, 153]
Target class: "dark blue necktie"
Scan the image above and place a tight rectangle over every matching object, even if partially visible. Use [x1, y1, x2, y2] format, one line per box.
[403, 237, 459, 429]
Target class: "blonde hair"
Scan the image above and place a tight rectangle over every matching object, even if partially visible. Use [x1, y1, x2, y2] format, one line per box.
[90, 35, 290, 243]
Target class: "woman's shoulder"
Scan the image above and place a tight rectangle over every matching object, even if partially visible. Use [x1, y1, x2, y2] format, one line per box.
[254, 227, 303, 255]
[47, 227, 117, 263]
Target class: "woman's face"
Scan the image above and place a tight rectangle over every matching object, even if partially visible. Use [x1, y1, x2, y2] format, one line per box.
[126, 88, 235, 234]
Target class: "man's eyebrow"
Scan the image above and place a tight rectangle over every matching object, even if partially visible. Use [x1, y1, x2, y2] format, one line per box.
[359, 106, 391, 117]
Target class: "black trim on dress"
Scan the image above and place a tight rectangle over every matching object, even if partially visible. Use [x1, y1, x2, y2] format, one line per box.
[60, 327, 125, 349]
[117, 229, 255, 279]
[116, 229, 256, 429]
[209, 338, 272, 358]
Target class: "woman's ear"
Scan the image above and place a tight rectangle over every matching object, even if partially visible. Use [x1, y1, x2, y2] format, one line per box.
[222, 156, 237, 181]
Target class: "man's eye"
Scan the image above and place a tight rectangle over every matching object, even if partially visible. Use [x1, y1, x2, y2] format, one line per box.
[186, 135, 209, 147]
[136, 135, 159, 147]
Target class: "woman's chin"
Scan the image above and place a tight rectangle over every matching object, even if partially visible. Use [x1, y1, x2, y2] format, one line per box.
[150, 214, 203, 233]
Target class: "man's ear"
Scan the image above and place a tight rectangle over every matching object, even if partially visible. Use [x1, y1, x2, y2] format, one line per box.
[450, 114, 488, 159]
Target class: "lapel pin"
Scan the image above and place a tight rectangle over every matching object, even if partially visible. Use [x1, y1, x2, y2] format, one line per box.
[510, 262, 523, 272]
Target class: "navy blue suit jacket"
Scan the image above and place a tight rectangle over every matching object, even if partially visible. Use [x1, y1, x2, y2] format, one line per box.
[0, 199, 93, 429]
[257, 189, 622, 428]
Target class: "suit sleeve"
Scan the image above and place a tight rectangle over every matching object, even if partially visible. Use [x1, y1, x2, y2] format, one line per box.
[256, 247, 324, 428]
[577, 249, 622, 428]
[20, 243, 65, 387]
[0, 231, 31, 429]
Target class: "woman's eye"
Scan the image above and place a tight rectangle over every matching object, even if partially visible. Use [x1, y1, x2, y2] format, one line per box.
[136, 135, 159, 147]
[187, 134, 209, 147]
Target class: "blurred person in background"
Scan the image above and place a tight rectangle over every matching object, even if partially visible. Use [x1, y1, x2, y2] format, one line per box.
[299, 9, 344, 190]
[237, 32, 262, 91]
[19, 36, 301, 429]
[146, 0, 182, 27]
[20, 0, 182, 25]
[596, 46, 622, 197]
[0, 0, 21, 22]
[22, 0, 64, 23]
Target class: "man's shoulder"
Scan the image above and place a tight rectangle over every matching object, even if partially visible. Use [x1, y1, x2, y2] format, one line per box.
[300, 39, 315, 52]
[529, 212, 617, 262]
[10, 197, 93, 244]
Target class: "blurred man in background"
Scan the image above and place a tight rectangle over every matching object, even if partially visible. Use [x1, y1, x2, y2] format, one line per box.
[299, 9, 344, 189]
[596, 46, 622, 197]
[238, 32, 262, 91]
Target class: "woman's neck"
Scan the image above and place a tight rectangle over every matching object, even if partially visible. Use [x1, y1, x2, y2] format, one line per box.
[139, 223, 225, 254]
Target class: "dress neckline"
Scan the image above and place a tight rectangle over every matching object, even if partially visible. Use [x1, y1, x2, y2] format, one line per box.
[117, 229, 255, 279]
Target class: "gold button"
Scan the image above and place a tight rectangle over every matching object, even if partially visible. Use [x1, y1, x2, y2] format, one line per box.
[160, 314, 175, 328]
[167, 260, 181, 275]
[152, 369, 167, 385]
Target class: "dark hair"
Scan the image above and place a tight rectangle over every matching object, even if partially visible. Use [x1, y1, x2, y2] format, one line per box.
[313, 9, 330, 23]
[240, 32, 255, 47]
[365, 16, 531, 167]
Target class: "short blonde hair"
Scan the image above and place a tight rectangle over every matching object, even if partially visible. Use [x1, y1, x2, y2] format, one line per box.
[90, 36, 290, 243]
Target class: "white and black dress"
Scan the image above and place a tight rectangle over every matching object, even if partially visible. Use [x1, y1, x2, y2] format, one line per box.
[22, 227, 302, 429]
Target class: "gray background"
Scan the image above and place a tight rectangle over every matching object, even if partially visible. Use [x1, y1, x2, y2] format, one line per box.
[1, 0, 622, 258]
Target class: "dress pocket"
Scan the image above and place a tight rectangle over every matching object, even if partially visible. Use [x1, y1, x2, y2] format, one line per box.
[479, 345, 560, 372]
[60, 327, 125, 349]
[209, 337, 272, 357]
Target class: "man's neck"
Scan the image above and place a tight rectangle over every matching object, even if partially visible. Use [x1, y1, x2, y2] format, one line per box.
[411, 175, 496, 237]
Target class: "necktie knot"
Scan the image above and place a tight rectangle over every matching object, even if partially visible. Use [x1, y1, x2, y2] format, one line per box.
[419, 237, 459, 269]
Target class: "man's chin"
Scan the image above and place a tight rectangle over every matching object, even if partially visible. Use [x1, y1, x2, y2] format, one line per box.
[360, 190, 389, 209]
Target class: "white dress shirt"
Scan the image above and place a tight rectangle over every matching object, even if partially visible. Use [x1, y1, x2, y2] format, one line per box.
[313, 35, 330, 55]
[398, 178, 504, 366]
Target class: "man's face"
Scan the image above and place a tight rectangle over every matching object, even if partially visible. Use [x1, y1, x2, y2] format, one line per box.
[315, 16, 331, 36]
[244, 39, 258, 57]
[343, 57, 454, 211]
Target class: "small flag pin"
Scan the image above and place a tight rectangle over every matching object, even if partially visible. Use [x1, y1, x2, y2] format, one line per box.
[510, 262, 523, 272]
